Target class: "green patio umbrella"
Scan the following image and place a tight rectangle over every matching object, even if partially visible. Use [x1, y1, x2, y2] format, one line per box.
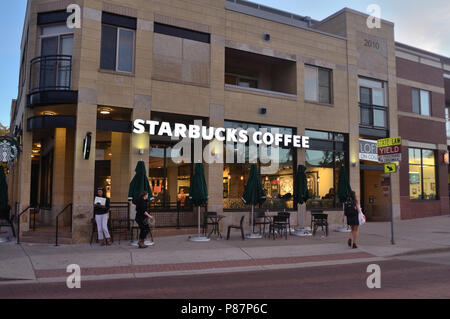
[242, 164, 266, 239]
[128, 161, 154, 203]
[188, 163, 210, 242]
[293, 165, 310, 236]
[337, 165, 352, 203]
[0, 167, 10, 221]
[337, 165, 352, 233]
[128, 161, 154, 246]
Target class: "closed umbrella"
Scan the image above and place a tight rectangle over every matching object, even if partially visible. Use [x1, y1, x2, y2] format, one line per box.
[128, 161, 154, 203]
[337, 165, 352, 233]
[293, 165, 311, 237]
[188, 163, 210, 242]
[242, 164, 266, 239]
[128, 160, 154, 246]
[0, 167, 11, 243]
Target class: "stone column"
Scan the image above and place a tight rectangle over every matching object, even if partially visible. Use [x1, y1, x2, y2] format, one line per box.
[52, 128, 67, 224]
[111, 132, 131, 202]
[72, 97, 97, 243]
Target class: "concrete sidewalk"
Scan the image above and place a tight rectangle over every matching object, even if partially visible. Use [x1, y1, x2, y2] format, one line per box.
[1, 215, 449, 283]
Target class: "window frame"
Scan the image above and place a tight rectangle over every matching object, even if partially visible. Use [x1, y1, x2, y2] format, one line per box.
[100, 23, 136, 74]
[408, 148, 438, 201]
[412, 88, 431, 116]
[304, 64, 333, 104]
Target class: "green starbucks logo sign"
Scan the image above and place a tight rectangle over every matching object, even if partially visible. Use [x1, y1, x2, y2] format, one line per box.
[0, 137, 19, 163]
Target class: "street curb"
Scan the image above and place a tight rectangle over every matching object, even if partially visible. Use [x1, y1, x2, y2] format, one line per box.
[387, 246, 450, 258]
[0, 256, 386, 286]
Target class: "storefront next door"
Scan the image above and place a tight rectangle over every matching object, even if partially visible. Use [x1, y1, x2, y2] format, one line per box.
[360, 163, 391, 222]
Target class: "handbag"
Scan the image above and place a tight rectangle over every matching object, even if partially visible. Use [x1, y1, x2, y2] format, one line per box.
[358, 205, 366, 225]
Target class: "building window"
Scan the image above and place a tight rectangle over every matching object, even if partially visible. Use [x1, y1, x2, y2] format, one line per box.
[412, 89, 431, 116]
[225, 74, 258, 89]
[409, 148, 437, 200]
[446, 107, 450, 137]
[304, 65, 332, 104]
[359, 77, 387, 128]
[223, 121, 295, 210]
[305, 130, 348, 210]
[100, 15, 135, 73]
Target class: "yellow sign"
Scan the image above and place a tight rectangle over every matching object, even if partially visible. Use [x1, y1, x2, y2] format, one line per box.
[384, 163, 397, 174]
[377, 137, 402, 148]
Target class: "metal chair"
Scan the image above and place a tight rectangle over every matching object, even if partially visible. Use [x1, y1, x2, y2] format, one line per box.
[312, 213, 329, 237]
[277, 212, 292, 235]
[202, 212, 218, 237]
[269, 215, 289, 240]
[227, 216, 245, 240]
[253, 211, 271, 235]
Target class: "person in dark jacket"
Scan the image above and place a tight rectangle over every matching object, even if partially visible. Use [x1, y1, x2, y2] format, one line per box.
[345, 191, 361, 249]
[135, 191, 154, 249]
[94, 188, 111, 246]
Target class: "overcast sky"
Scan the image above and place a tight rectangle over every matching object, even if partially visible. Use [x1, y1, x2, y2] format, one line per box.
[1, 0, 449, 126]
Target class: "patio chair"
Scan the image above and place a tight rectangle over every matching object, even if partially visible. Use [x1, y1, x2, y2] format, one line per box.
[202, 212, 218, 237]
[227, 216, 245, 240]
[269, 215, 289, 240]
[253, 211, 270, 235]
[312, 213, 328, 237]
[277, 212, 292, 235]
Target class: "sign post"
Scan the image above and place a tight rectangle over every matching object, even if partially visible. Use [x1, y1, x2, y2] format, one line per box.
[377, 137, 402, 245]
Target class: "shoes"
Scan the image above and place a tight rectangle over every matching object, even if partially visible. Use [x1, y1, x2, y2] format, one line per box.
[106, 238, 112, 246]
[99, 239, 105, 246]
[348, 239, 352, 247]
[138, 240, 148, 249]
[352, 243, 358, 249]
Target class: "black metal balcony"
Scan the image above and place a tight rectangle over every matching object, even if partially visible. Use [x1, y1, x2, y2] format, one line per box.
[27, 55, 78, 107]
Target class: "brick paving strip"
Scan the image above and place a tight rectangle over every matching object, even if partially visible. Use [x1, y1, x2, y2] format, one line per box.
[34, 251, 375, 279]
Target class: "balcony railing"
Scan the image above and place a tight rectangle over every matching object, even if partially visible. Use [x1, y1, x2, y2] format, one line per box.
[359, 102, 388, 129]
[29, 55, 72, 93]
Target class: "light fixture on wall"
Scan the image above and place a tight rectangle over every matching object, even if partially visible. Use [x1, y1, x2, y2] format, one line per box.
[138, 149, 145, 155]
[99, 107, 112, 115]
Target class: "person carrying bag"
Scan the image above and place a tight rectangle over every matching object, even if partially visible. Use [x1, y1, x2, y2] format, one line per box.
[344, 191, 365, 249]
[134, 191, 154, 249]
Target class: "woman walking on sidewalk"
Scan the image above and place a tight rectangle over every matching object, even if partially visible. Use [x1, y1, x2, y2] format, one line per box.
[135, 191, 154, 249]
[345, 191, 361, 249]
[94, 188, 111, 246]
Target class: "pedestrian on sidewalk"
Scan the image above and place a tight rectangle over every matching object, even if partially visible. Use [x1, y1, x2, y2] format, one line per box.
[135, 191, 154, 249]
[94, 188, 112, 246]
[344, 191, 361, 249]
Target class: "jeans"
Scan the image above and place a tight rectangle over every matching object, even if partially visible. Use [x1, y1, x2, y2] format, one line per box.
[136, 218, 150, 241]
[95, 214, 111, 240]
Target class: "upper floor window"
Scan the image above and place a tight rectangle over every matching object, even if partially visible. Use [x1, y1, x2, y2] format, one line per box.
[358, 77, 387, 128]
[412, 88, 431, 116]
[100, 12, 136, 73]
[305, 65, 332, 104]
[40, 24, 73, 57]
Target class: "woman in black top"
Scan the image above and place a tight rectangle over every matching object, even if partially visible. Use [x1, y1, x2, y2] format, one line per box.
[94, 188, 111, 246]
[346, 191, 361, 249]
[135, 191, 154, 249]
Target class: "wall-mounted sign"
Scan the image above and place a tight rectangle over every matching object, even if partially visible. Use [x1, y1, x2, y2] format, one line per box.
[384, 163, 397, 174]
[377, 137, 402, 163]
[83, 132, 92, 160]
[0, 136, 19, 163]
[359, 139, 378, 162]
[133, 120, 310, 149]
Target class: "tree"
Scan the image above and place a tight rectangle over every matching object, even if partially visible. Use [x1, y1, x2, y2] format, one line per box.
[0, 123, 9, 136]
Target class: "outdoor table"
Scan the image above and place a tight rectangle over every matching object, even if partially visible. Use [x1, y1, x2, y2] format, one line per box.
[207, 215, 225, 239]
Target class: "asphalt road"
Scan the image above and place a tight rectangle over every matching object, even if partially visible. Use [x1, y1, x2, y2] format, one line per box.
[1, 253, 449, 299]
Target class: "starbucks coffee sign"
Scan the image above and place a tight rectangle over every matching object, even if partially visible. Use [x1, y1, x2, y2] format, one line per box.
[0, 137, 19, 163]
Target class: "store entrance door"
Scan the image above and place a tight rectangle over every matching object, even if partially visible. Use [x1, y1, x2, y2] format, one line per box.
[360, 163, 391, 222]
